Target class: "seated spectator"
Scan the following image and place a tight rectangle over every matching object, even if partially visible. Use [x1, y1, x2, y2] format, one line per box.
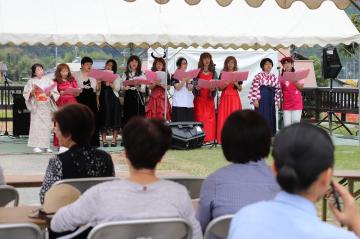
[229, 123, 360, 239]
[0, 164, 4, 185]
[50, 117, 202, 239]
[40, 104, 115, 203]
[197, 110, 280, 231]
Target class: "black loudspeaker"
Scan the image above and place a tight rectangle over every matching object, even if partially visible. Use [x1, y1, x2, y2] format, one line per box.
[12, 93, 30, 136]
[168, 122, 205, 150]
[322, 47, 342, 79]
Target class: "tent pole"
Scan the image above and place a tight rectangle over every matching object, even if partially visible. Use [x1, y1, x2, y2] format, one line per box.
[164, 46, 169, 121]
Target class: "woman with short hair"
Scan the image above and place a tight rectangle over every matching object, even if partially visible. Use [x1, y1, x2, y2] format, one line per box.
[197, 110, 279, 231]
[248, 58, 281, 136]
[39, 104, 115, 204]
[229, 123, 360, 239]
[51, 117, 202, 239]
[171, 57, 194, 122]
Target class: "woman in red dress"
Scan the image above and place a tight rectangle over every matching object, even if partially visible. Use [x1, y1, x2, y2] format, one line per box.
[53, 63, 79, 147]
[217, 56, 242, 144]
[194, 52, 217, 143]
[146, 56, 171, 121]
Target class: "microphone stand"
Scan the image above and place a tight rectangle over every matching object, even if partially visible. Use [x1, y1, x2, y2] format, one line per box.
[1, 76, 10, 136]
[210, 86, 219, 148]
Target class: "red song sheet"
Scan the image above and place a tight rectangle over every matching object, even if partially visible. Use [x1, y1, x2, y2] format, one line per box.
[173, 69, 201, 81]
[282, 69, 310, 82]
[122, 78, 154, 86]
[221, 71, 249, 82]
[63, 87, 81, 95]
[198, 79, 226, 89]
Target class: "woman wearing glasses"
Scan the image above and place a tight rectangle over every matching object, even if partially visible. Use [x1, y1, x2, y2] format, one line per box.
[171, 57, 194, 122]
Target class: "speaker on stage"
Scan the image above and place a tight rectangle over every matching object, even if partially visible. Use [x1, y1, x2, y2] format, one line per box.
[322, 47, 342, 79]
[12, 93, 30, 136]
[168, 122, 205, 150]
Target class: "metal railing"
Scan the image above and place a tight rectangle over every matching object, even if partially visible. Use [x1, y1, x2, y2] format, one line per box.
[302, 87, 359, 123]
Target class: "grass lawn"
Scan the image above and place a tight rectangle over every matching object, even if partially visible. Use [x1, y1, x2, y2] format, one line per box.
[159, 145, 360, 224]
[159, 145, 360, 177]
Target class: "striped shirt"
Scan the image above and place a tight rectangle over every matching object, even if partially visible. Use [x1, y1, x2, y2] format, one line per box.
[248, 71, 281, 104]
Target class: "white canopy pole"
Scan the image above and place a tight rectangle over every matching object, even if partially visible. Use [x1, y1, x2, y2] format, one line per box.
[164, 47, 169, 122]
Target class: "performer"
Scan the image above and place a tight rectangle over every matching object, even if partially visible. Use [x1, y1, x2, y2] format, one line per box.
[194, 52, 217, 143]
[146, 53, 171, 121]
[98, 59, 122, 147]
[120, 55, 146, 127]
[53, 63, 79, 147]
[171, 57, 194, 122]
[74, 56, 100, 147]
[280, 56, 304, 126]
[248, 58, 281, 136]
[217, 56, 242, 144]
[23, 63, 59, 153]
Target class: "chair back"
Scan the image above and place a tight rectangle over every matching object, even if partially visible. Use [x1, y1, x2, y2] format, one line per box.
[204, 215, 234, 239]
[53, 177, 119, 193]
[0, 223, 42, 239]
[87, 218, 192, 239]
[0, 185, 19, 206]
[163, 177, 204, 199]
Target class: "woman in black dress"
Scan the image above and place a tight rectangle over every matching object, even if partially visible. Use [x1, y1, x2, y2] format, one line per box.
[120, 55, 146, 127]
[98, 59, 122, 147]
[75, 56, 100, 147]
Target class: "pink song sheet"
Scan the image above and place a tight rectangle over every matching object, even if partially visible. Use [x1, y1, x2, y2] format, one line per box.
[282, 69, 310, 82]
[173, 69, 201, 81]
[221, 71, 249, 82]
[89, 69, 118, 82]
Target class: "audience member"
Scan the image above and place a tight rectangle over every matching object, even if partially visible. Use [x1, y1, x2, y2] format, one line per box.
[229, 123, 360, 239]
[40, 104, 115, 203]
[197, 110, 280, 231]
[50, 117, 202, 239]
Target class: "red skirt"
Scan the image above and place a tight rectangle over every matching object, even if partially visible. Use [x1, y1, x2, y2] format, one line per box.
[146, 87, 171, 121]
[54, 97, 78, 147]
[194, 96, 216, 142]
[217, 92, 242, 144]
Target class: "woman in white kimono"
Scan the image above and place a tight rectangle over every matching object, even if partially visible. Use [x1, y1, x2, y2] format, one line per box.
[23, 63, 59, 153]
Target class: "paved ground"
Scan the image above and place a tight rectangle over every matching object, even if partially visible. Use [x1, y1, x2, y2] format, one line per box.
[0, 136, 186, 205]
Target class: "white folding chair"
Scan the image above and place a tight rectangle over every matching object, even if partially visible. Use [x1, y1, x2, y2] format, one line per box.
[163, 176, 204, 199]
[87, 218, 192, 239]
[53, 177, 119, 193]
[0, 185, 19, 206]
[203, 215, 234, 239]
[0, 223, 42, 239]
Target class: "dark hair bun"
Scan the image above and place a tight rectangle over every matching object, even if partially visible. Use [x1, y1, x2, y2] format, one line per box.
[277, 165, 299, 194]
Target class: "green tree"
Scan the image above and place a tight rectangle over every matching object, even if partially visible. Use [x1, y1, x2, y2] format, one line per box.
[309, 55, 328, 87]
[339, 14, 360, 58]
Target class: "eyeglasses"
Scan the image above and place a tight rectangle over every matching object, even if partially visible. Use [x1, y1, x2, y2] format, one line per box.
[181, 62, 188, 65]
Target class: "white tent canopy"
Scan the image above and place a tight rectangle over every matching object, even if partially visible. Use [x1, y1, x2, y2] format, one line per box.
[0, 0, 358, 48]
[128, 0, 354, 10]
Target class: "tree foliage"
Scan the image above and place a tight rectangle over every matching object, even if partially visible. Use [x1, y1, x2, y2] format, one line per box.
[339, 14, 360, 58]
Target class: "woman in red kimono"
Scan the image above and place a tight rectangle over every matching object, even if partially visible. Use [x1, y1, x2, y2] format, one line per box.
[217, 56, 242, 144]
[53, 63, 79, 147]
[146, 55, 171, 121]
[194, 52, 217, 143]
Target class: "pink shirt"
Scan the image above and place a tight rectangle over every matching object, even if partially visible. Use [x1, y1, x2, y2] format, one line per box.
[280, 76, 303, 110]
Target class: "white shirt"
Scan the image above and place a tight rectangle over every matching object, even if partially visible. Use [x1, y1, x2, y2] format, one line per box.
[172, 79, 194, 108]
